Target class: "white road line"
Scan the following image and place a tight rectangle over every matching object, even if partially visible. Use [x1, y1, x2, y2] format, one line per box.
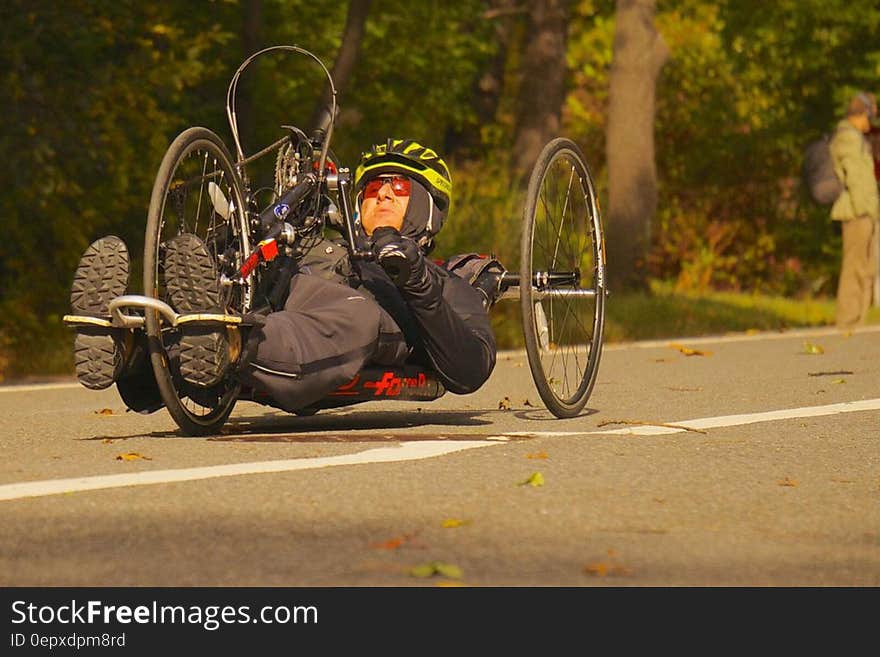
[0, 440, 497, 502]
[0, 382, 80, 393]
[508, 398, 880, 437]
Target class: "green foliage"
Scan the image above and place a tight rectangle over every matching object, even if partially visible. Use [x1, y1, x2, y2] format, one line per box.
[435, 155, 522, 265]
[333, 0, 496, 164]
[565, 0, 615, 169]
[0, 1, 237, 376]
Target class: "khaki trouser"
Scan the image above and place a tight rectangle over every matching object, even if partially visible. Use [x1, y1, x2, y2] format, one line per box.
[836, 216, 878, 328]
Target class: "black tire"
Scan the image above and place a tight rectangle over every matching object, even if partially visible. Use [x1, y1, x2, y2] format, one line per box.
[520, 138, 606, 418]
[144, 127, 252, 436]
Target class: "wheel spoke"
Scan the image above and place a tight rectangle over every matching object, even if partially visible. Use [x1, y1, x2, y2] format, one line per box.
[194, 152, 209, 236]
[543, 296, 589, 399]
[550, 166, 575, 269]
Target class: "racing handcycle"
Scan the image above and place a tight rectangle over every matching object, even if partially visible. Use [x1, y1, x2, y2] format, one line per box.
[64, 46, 607, 436]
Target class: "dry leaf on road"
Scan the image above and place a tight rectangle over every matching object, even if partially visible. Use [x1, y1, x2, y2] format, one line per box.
[498, 397, 511, 410]
[526, 452, 549, 460]
[116, 453, 151, 461]
[802, 341, 824, 355]
[518, 472, 545, 487]
[669, 343, 712, 356]
[95, 408, 117, 416]
[371, 533, 418, 550]
[409, 561, 462, 579]
[583, 562, 632, 577]
[777, 477, 798, 487]
[441, 519, 470, 528]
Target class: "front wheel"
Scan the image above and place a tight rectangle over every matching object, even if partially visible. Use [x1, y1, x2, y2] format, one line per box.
[520, 138, 606, 418]
[143, 127, 251, 436]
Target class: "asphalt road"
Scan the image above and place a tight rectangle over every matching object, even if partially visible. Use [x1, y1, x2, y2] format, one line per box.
[1, 325, 878, 587]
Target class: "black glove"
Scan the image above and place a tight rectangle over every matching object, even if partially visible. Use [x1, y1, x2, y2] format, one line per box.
[471, 259, 506, 310]
[370, 226, 422, 287]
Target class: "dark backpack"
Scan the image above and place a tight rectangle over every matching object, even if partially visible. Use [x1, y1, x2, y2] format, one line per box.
[803, 133, 843, 205]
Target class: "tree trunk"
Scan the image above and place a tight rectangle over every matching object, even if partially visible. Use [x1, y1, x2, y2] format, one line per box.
[605, 0, 669, 289]
[512, 0, 569, 176]
[310, 0, 372, 131]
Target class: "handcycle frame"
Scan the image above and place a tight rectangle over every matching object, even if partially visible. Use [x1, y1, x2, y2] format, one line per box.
[64, 45, 607, 435]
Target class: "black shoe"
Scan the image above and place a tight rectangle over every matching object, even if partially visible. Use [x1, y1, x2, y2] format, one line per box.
[163, 233, 230, 388]
[70, 236, 129, 390]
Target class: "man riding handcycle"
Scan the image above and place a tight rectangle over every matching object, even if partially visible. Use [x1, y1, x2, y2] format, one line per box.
[64, 46, 606, 436]
[69, 138, 505, 427]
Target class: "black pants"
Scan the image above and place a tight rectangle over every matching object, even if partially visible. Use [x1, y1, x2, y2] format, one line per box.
[238, 273, 410, 412]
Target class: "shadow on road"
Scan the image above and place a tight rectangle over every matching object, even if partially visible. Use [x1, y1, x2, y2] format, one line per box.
[79, 408, 498, 443]
[511, 407, 599, 421]
[211, 408, 495, 442]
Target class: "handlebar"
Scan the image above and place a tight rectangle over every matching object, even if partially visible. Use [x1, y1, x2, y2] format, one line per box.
[226, 46, 337, 174]
[310, 104, 338, 146]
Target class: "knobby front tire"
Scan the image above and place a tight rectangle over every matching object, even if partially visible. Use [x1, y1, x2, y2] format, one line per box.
[143, 127, 251, 436]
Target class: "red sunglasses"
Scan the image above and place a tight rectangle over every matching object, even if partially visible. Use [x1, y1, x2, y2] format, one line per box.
[362, 175, 411, 199]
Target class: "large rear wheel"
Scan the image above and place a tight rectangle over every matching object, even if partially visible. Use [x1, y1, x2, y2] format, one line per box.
[520, 138, 606, 418]
[143, 127, 251, 435]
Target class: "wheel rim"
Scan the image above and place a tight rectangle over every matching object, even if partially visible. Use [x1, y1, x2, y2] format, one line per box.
[525, 146, 604, 411]
[146, 137, 250, 428]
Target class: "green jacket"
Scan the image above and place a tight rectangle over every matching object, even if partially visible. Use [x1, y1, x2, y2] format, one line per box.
[830, 119, 879, 221]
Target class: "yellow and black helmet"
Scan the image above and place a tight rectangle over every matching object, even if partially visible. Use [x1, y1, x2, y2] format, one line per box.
[355, 138, 452, 211]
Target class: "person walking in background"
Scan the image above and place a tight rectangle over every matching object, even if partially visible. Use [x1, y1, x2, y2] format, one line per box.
[830, 92, 880, 329]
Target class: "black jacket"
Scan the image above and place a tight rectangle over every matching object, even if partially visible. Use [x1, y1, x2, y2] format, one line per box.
[356, 259, 496, 394]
